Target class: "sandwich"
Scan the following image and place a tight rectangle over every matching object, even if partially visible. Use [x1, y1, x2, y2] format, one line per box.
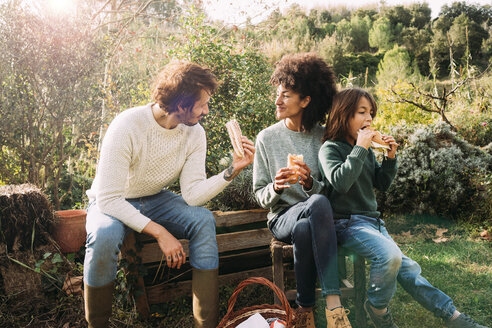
[287, 153, 304, 183]
[226, 119, 244, 158]
[368, 127, 391, 150]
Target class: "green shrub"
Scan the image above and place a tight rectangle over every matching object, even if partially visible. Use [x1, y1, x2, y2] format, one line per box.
[378, 122, 492, 222]
[373, 83, 439, 128]
[456, 118, 492, 147]
[376, 44, 422, 87]
[334, 52, 383, 87]
[447, 74, 492, 147]
[46, 170, 93, 210]
[168, 8, 275, 175]
[465, 171, 492, 225]
[0, 4, 104, 209]
[206, 166, 258, 211]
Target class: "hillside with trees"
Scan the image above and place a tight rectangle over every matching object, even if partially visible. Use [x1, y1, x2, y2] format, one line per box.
[1, 0, 490, 220]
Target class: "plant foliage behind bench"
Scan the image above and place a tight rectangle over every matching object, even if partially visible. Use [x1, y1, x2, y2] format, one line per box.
[378, 122, 492, 223]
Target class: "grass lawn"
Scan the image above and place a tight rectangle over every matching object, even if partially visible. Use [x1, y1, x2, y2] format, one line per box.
[120, 214, 490, 328]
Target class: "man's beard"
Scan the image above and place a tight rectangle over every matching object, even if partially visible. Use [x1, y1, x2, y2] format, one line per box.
[183, 116, 202, 126]
[178, 111, 201, 126]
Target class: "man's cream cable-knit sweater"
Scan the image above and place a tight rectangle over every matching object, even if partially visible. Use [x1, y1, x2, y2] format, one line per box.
[86, 104, 230, 232]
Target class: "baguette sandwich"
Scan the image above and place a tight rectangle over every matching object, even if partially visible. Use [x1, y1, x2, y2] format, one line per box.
[226, 119, 244, 158]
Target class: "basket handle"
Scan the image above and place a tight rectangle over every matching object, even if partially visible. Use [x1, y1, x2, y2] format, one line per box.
[220, 277, 294, 327]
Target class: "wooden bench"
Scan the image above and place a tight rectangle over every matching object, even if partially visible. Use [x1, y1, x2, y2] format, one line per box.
[120, 208, 367, 325]
[120, 209, 271, 318]
[271, 239, 367, 327]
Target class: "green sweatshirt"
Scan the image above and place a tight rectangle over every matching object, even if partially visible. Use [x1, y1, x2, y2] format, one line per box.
[253, 121, 326, 223]
[318, 140, 398, 219]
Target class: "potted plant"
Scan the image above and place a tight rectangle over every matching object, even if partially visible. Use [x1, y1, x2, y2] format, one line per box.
[53, 209, 87, 253]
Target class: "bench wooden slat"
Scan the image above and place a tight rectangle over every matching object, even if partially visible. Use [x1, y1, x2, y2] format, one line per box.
[213, 209, 268, 227]
[285, 286, 355, 302]
[146, 266, 273, 304]
[139, 227, 272, 264]
[135, 209, 268, 243]
[141, 248, 271, 272]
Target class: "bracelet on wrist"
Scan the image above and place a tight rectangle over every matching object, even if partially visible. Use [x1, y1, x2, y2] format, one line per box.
[223, 165, 238, 181]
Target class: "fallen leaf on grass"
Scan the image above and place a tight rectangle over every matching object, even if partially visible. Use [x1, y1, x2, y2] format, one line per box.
[392, 230, 416, 244]
[435, 228, 448, 237]
[432, 228, 449, 243]
[432, 228, 448, 244]
[62, 275, 83, 296]
[479, 230, 490, 241]
[401, 230, 412, 237]
[62, 323, 70, 328]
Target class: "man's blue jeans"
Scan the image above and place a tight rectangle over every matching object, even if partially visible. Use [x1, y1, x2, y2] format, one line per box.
[83, 189, 218, 287]
[269, 194, 340, 307]
[335, 214, 456, 320]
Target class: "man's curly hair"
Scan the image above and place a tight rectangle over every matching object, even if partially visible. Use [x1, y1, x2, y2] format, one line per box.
[151, 60, 218, 113]
[270, 53, 337, 132]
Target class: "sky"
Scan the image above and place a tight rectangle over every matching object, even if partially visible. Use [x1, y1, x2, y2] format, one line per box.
[202, 0, 492, 25]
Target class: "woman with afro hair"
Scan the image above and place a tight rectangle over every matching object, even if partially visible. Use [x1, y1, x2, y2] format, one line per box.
[253, 53, 350, 328]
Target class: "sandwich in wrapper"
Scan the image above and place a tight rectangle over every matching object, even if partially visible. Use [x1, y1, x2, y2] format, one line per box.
[367, 127, 391, 150]
[226, 119, 244, 158]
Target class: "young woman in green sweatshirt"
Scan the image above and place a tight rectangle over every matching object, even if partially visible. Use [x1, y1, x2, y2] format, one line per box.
[318, 87, 487, 328]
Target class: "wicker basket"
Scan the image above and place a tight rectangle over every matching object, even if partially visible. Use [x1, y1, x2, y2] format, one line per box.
[217, 277, 296, 328]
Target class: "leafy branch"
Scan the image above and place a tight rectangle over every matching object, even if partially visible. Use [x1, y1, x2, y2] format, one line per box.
[389, 64, 491, 131]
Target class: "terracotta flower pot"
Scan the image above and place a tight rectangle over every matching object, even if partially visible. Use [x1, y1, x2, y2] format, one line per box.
[53, 209, 87, 253]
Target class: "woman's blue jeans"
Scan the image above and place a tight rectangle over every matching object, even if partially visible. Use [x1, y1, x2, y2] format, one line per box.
[83, 189, 218, 287]
[269, 194, 340, 307]
[335, 215, 456, 320]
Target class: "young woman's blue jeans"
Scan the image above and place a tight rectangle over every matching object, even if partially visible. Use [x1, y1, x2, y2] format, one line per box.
[335, 214, 456, 320]
[83, 189, 218, 287]
[268, 194, 340, 307]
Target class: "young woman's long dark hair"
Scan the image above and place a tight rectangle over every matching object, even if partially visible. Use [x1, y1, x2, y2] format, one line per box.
[322, 88, 378, 143]
[270, 53, 337, 132]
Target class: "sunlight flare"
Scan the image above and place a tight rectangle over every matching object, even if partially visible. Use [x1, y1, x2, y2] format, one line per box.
[47, 0, 76, 15]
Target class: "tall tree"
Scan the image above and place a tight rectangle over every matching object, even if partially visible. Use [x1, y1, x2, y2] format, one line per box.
[376, 45, 421, 87]
[448, 13, 488, 66]
[350, 14, 372, 52]
[439, 1, 492, 24]
[431, 5, 491, 77]
[0, 1, 104, 208]
[369, 16, 394, 52]
[408, 2, 431, 29]
[401, 27, 432, 76]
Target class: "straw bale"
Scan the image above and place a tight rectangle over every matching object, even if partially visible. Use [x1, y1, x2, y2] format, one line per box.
[0, 184, 56, 252]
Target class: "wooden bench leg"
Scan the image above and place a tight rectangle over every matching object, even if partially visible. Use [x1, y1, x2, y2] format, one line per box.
[121, 231, 150, 319]
[354, 253, 367, 327]
[271, 243, 285, 305]
[338, 252, 347, 280]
